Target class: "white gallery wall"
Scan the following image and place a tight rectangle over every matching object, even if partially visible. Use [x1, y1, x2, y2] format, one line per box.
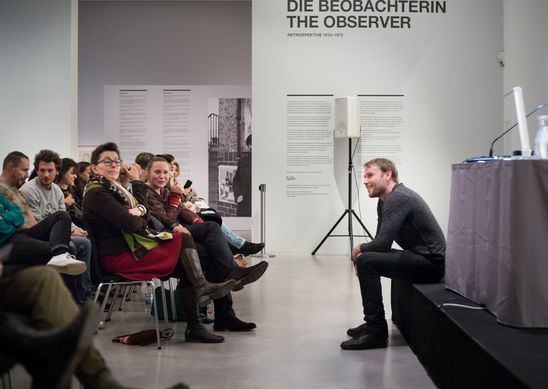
[78, 0, 251, 146]
[253, 0, 504, 253]
[0, 0, 78, 160]
[503, 0, 548, 154]
[5, 1, 545, 255]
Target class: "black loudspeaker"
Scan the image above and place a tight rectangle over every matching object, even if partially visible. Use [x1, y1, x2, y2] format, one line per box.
[334, 96, 360, 138]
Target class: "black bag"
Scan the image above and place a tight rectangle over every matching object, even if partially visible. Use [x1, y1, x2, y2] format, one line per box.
[197, 208, 223, 226]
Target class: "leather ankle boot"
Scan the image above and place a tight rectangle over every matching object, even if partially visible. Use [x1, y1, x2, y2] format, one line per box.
[179, 288, 224, 343]
[180, 248, 236, 306]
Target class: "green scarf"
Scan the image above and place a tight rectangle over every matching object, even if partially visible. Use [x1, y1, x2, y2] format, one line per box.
[85, 177, 173, 261]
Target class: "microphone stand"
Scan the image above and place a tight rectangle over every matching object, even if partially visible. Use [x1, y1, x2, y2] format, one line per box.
[489, 103, 548, 157]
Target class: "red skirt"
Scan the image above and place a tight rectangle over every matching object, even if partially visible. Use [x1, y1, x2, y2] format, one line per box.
[101, 232, 183, 280]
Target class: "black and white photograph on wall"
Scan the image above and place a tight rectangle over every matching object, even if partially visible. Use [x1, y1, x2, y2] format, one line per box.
[208, 97, 252, 217]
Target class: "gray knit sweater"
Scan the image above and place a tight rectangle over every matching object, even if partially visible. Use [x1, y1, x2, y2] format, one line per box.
[361, 183, 446, 261]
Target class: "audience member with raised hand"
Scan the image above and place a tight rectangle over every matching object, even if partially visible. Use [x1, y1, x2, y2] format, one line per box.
[82, 142, 237, 343]
[20, 150, 93, 303]
[145, 156, 269, 332]
[0, 151, 86, 276]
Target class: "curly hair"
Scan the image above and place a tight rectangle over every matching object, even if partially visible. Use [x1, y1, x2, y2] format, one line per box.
[33, 149, 61, 172]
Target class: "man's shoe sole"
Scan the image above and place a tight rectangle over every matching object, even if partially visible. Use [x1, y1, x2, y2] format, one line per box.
[47, 261, 87, 276]
[340, 336, 388, 350]
[231, 261, 268, 292]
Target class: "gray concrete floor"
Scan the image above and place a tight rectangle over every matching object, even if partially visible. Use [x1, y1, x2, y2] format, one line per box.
[10, 254, 436, 389]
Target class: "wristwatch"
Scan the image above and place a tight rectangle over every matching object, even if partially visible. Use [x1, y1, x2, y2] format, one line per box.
[136, 204, 147, 216]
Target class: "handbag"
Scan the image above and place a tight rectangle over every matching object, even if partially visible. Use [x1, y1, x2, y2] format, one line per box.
[112, 328, 174, 346]
[197, 208, 223, 226]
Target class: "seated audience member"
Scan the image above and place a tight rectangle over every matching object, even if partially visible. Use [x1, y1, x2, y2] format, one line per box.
[0, 248, 187, 389]
[74, 161, 91, 206]
[0, 151, 85, 275]
[341, 158, 446, 350]
[145, 156, 269, 331]
[162, 154, 264, 256]
[56, 157, 85, 228]
[134, 151, 155, 172]
[20, 150, 93, 303]
[82, 142, 237, 343]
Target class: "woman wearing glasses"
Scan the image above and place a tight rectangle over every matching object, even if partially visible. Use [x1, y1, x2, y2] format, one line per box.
[82, 142, 236, 343]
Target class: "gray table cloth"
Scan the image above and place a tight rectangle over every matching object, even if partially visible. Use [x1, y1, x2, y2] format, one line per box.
[445, 159, 548, 327]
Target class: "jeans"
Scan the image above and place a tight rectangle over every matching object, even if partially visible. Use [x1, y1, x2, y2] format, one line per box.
[70, 236, 93, 302]
[355, 249, 444, 337]
[220, 223, 245, 248]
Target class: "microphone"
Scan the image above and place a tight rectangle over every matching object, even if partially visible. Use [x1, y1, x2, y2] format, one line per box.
[488, 103, 548, 158]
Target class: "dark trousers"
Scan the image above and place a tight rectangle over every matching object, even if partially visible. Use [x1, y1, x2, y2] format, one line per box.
[194, 237, 236, 322]
[6, 211, 72, 267]
[186, 221, 235, 276]
[355, 249, 444, 337]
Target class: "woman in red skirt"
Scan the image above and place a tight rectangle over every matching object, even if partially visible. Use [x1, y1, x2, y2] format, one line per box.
[83, 142, 235, 343]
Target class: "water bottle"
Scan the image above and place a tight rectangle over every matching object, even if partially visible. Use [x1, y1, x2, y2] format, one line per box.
[144, 284, 153, 312]
[533, 115, 548, 159]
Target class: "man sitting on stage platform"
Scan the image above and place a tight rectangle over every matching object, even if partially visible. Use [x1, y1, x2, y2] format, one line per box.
[341, 158, 446, 350]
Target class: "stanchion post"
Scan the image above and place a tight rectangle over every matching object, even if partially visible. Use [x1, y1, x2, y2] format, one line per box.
[252, 184, 275, 258]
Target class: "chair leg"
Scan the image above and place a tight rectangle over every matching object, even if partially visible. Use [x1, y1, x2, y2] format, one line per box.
[169, 278, 178, 321]
[158, 280, 169, 327]
[118, 286, 129, 311]
[95, 283, 112, 330]
[105, 285, 120, 322]
[149, 280, 162, 350]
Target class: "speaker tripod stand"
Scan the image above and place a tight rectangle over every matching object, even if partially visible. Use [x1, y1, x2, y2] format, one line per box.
[311, 139, 373, 255]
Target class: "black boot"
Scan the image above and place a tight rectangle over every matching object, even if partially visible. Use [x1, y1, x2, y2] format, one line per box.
[0, 302, 100, 389]
[180, 248, 237, 306]
[213, 294, 256, 332]
[179, 287, 224, 343]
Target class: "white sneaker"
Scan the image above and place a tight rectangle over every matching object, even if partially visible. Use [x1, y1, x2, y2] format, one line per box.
[47, 253, 87, 275]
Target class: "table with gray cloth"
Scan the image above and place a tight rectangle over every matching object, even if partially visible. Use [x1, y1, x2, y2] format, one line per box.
[445, 159, 548, 327]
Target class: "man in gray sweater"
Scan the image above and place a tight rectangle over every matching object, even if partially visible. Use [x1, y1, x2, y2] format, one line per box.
[341, 158, 446, 350]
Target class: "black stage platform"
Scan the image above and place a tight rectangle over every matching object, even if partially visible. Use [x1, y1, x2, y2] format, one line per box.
[391, 280, 548, 389]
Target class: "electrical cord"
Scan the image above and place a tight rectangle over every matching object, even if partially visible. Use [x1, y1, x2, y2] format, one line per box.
[437, 297, 487, 310]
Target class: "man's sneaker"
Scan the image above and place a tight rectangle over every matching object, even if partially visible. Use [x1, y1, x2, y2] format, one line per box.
[340, 334, 388, 350]
[47, 253, 86, 275]
[347, 323, 368, 338]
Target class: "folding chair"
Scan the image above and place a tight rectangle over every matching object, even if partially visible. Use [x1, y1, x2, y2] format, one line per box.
[89, 236, 171, 349]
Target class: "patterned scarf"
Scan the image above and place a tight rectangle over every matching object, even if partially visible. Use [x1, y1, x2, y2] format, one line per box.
[85, 176, 171, 261]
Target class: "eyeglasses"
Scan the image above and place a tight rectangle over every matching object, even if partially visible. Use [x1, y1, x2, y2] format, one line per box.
[97, 158, 122, 167]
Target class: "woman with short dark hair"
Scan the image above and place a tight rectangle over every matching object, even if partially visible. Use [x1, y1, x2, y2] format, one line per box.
[82, 142, 236, 343]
